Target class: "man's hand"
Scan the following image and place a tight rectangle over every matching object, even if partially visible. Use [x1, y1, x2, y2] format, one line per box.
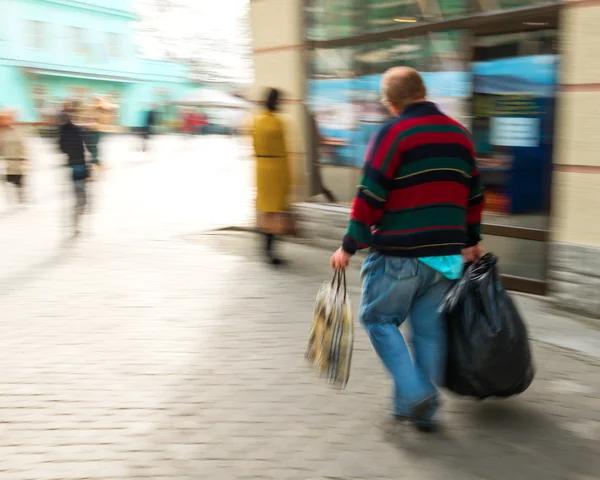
[462, 244, 483, 264]
[331, 247, 351, 270]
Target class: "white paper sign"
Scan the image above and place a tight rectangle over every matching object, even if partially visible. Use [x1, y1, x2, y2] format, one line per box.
[490, 117, 540, 148]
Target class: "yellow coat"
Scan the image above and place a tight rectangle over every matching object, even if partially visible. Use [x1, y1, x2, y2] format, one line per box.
[251, 111, 290, 213]
[0, 126, 27, 176]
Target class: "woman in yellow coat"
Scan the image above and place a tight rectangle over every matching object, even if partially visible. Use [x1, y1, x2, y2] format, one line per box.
[252, 88, 291, 265]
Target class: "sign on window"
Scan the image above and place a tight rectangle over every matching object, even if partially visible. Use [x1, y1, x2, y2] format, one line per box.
[490, 117, 540, 148]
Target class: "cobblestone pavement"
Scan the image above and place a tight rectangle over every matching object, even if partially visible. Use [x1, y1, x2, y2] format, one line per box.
[1, 137, 600, 479]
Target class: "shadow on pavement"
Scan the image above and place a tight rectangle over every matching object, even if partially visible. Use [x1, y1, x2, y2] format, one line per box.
[107, 233, 600, 479]
[388, 399, 598, 480]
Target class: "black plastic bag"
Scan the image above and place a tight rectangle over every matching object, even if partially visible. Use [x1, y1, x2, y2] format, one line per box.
[440, 253, 534, 399]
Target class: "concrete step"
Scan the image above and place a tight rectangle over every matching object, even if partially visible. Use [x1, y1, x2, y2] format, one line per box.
[294, 202, 350, 244]
[292, 202, 367, 257]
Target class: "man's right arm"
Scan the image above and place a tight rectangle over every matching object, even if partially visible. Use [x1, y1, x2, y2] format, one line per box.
[342, 129, 399, 255]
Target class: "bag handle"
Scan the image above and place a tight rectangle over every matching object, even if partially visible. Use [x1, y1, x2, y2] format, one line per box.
[331, 269, 347, 297]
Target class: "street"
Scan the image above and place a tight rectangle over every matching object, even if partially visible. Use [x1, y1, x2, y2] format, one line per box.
[1, 135, 600, 479]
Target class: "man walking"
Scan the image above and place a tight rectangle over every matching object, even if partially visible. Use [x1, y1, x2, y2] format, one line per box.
[59, 106, 91, 236]
[141, 105, 158, 152]
[331, 67, 484, 432]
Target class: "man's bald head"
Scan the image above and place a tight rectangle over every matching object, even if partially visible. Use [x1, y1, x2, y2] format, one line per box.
[381, 67, 427, 114]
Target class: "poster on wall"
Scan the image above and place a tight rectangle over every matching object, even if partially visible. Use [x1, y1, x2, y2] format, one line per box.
[490, 117, 540, 148]
[472, 54, 558, 215]
[309, 71, 471, 167]
[309, 78, 359, 166]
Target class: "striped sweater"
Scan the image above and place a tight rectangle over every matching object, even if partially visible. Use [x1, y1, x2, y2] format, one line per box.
[343, 101, 484, 258]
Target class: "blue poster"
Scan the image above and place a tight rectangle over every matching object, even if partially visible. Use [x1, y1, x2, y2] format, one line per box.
[472, 55, 558, 214]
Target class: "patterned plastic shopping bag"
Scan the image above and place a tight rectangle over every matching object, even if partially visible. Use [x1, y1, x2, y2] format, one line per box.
[306, 270, 354, 388]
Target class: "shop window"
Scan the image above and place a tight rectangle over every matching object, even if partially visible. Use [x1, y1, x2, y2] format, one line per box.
[471, 30, 558, 229]
[32, 85, 47, 110]
[308, 32, 472, 170]
[305, 1, 470, 40]
[473, 30, 556, 61]
[308, 47, 362, 167]
[424, 31, 472, 128]
[307, 30, 475, 207]
[356, 37, 428, 75]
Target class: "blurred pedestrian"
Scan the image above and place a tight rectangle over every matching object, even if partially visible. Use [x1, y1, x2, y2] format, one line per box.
[198, 111, 208, 135]
[141, 104, 158, 152]
[0, 108, 28, 205]
[251, 88, 291, 265]
[82, 95, 116, 170]
[182, 108, 199, 139]
[59, 105, 91, 236]
[305, 104, 336, 203]
[331, 67, 484, 432]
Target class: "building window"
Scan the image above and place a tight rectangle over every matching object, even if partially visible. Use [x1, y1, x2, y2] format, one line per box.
[107, 32, 121, 58]
[69, 86, 89, 102]
[27, 20, 45, 50]
[32, 85, 47, 110]
[70, 26, 85, 55]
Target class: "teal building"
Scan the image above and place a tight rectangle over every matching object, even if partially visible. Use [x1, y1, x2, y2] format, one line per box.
[0, 0, 198, 127]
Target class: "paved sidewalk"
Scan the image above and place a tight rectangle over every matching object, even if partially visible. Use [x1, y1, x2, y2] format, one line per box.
[1, 226, 600, 480]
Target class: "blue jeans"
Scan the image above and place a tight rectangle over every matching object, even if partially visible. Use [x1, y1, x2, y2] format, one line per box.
[360, 253, 452, 423]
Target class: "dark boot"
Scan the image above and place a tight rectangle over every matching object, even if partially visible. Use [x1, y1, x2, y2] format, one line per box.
[264, 233, 283, 266]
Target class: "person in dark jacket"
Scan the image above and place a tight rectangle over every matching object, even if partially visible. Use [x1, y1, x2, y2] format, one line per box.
[59, 107, 91, 236]
[305, 104, 336, 203]
[141, 105, 158, 152]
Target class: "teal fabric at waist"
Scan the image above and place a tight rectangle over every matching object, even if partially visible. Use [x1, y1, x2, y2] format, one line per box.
[418, 255, 463, 280]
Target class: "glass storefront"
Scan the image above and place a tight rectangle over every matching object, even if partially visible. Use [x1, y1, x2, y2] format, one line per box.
[308, 31, 471, 168]
[471, 31, 558, 231]
[306, 0, 542, 41]
[304, 2, 560, 291]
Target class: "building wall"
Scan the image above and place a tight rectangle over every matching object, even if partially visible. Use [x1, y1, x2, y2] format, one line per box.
[250, 1, 600, 316]
[2, 0, 138, 80]
[0, 0, 197, 127]
[548, 1, 600, 316]
[249, 0, 308, 202]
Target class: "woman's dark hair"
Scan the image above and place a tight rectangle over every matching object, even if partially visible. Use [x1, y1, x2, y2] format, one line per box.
[265, 88, 280, 112]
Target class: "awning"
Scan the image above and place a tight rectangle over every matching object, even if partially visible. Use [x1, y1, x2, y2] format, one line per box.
[170, 89, 252, 109]
[23, 67, 140, 84]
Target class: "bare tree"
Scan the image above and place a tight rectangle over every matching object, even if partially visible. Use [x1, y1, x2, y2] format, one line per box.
[134, 0, 252, 85]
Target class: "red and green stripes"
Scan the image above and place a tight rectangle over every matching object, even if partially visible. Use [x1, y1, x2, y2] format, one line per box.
[343, 101, 484, 258]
